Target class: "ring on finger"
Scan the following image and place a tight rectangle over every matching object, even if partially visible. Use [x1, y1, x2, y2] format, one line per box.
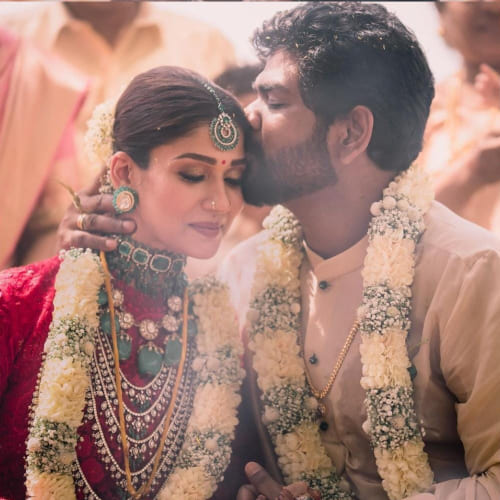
[76, 213, 88, 231]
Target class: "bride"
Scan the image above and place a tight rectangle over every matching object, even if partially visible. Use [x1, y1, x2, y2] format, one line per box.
[0, 66, 251, 500]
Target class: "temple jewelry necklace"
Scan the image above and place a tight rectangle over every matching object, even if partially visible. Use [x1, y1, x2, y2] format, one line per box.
[302, 321, 360, 417]
[101, 251, 189, 499]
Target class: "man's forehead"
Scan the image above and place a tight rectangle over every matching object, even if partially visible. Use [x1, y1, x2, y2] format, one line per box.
[254, 51, 298, 89]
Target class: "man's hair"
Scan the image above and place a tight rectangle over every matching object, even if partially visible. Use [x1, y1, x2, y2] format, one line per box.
[253, 2, 435, 172]
[113, 66, 250, 168]
[214, 64, 262, 98]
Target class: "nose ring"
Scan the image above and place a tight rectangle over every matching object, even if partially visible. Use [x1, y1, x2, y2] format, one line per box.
[210, 200, 216, 210]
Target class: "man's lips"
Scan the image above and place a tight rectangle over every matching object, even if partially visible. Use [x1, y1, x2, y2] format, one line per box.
[189, 222, 223, 238]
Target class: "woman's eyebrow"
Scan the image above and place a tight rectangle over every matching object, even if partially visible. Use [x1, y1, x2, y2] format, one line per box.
[174, 153, 247, 167]
[174, 153, 216, 165]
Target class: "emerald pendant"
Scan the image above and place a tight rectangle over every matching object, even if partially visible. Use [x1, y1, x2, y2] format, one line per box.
[100, 312, 120, 336]
[164, 338, 182, 367]
[97, 287, 108, 306]
[137, 343, 163, 377]
[117, 333, 132, 361]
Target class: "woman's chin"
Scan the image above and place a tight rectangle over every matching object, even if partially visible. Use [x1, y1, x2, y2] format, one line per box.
[187, 246, 219, 260]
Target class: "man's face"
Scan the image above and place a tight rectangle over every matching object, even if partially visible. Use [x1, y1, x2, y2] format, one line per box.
[243, 51, 337, 205]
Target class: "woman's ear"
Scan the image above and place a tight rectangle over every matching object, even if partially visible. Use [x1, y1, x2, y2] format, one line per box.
[109, 151, 135, 189]
[327, 105, 374, 166]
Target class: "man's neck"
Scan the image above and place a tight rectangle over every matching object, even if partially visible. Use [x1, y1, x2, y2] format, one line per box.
[64, 2, 141, 47]
[285, 163, 395, 259]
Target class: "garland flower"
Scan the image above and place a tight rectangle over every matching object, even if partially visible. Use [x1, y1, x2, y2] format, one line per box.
[26, 249, 104, 500]
[158, 277, 245, 499]
[246, 165, 434, 500]
[26, 253, 243, 499]
[84, 98, 116, 167]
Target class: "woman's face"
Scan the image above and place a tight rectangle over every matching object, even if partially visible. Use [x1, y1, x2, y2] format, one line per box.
[119, 125, 246, 259]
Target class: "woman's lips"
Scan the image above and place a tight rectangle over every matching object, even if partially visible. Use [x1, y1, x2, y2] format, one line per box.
[189, 222, 223, 238]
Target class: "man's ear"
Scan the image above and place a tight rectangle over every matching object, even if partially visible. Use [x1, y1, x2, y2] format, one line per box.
[109, 151, 135, 188]
[327, 105, 374, 165]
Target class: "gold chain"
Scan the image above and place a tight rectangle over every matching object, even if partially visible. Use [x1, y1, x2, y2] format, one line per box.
[100, 251, 189, 499]
[303, 320, 359, 401]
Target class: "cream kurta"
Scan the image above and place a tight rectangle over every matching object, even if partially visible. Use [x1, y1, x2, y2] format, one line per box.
[219, 201, 500, 499]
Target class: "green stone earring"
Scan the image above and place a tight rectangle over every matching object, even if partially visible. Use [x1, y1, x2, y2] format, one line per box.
[113, 186, 138, 214]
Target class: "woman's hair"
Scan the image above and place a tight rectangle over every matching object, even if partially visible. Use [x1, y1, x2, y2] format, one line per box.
[113, 66, 250, 168]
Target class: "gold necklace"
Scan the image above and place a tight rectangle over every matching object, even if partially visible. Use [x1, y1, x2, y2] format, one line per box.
[100, 251, 189, 499]
[302, 320, 360, 417]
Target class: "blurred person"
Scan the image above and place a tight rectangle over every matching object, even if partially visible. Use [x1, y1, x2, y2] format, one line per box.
[419, 1, 500, 235]
[187, 63, 272, 279]
[0, 27, 87, 269]
[2, 1, 235, 268]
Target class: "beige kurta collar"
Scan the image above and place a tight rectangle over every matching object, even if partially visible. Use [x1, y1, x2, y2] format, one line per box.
[48, 3, 162, 51]
[304, 235, 368, 280]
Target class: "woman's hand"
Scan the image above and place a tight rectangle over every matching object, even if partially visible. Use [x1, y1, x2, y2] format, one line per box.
[236, 462, 320, 500]
[475, 64, 500, 108]
[56, 171, 136, 252]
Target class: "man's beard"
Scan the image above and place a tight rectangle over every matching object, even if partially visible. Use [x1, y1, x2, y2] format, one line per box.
[242, 125, 337, 206]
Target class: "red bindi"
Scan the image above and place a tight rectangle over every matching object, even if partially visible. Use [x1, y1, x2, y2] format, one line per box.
[221, 160, 226, 165]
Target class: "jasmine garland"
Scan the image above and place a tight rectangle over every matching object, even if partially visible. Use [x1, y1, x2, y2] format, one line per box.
[247, 165, 434, 500]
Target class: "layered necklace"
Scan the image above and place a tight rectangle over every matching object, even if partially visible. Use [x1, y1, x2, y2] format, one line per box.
[247, 165, 434, 500]
[25, 237, 244, 500]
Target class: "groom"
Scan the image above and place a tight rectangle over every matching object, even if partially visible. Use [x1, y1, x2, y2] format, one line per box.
[59, 3, 500, 499]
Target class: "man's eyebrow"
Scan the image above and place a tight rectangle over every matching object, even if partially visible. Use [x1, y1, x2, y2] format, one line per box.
[174, 153, 246, 167]
[252, 82, 289, 94]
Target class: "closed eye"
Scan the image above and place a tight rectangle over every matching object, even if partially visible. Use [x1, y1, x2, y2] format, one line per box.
[180, 173, 205, 183]
[268, 102, 285, 110]
[225, 177, 243, 187]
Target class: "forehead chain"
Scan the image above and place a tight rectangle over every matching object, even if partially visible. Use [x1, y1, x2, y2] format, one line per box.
[202, 82, 240, 152]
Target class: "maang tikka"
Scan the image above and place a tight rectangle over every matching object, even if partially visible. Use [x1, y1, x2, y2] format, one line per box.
[203, 82, 240, 151]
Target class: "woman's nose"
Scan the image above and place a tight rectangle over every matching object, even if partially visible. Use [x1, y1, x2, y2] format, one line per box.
[203, 182, 231, 213]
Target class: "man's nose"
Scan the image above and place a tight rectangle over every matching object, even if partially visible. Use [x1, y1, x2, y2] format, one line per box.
[245, 100, 262, 131]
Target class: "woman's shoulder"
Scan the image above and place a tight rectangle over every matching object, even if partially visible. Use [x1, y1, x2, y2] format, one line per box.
[0, 255, 61, 395]
[0, 255, 61, 301]
[0, 255, 61, 328]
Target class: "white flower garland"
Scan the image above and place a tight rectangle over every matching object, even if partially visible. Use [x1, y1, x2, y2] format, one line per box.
[26, 249, 104, 500]
[84, 98, 116, 166]
[158, 277, 244, 499]
[247, 165, 434, 500]
[26, 253, 244, 500]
